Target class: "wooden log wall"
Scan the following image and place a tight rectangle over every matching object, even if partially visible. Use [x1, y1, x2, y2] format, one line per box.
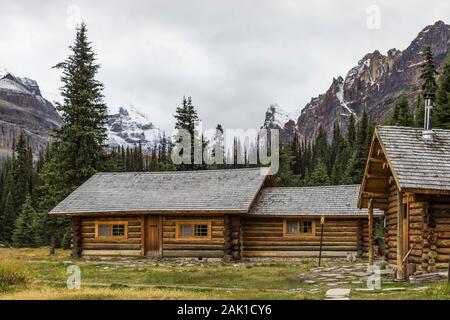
[429, 204, 450, 270]
[162, 216, 225, 258]
[71, 216, 82, 258]
[384, 185, 399, 266]
[241, 216, 370, 258]
[382, 184, 450, 272]
[80, 216, 142, 256]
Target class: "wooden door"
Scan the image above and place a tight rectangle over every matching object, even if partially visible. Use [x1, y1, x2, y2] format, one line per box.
[145, 216, 160, 256]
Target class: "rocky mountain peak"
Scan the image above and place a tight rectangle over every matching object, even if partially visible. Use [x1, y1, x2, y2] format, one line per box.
[284, 21, 450, 143]
[106, 105, 161, 152]
[0, 71, 62, 162]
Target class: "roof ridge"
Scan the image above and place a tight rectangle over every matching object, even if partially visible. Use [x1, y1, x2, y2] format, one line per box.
[94, 167, 264, 175]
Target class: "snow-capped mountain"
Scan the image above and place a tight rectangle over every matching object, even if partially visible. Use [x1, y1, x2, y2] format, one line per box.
[106, 106, 161, 152]
[261, 104, 297, 141]
[0, 70, 62, 162]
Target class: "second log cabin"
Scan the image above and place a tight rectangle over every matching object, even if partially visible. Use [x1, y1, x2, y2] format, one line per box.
[358, 125, 450, 279]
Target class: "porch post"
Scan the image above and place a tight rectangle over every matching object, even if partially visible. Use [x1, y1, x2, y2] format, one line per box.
[368, 199, 374, 266]
[397, 188, 405, 279]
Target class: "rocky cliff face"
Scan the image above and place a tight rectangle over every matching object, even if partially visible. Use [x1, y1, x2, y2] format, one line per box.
[285, 20, 450, 141]
[0, 71, 62, 160]
[106, 106, 161, 152]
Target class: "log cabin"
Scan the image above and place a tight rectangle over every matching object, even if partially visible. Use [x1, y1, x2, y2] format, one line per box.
[50, 168, 381, 260]
[358, 125, 450, 279]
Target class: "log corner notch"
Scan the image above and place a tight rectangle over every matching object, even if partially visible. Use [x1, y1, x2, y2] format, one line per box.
[223, 215, 241, 261]
[368, 199, 374, 266]
[71, 216, 82, 258]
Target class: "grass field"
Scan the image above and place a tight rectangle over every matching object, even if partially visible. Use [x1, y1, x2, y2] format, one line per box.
[0, 248, 449, 300]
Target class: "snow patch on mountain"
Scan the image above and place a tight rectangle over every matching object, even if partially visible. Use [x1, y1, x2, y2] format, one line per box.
[262, 104, 296, 129]
[106, 105, 161, 152]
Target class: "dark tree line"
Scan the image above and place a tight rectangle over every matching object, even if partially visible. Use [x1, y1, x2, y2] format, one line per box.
[274, 111, 374, 187]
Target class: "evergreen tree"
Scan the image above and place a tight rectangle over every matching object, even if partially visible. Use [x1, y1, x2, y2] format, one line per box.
[174, 96, 200, 170]
[434, 54, 450, 129]
[12, 195, 38, 247]
[420, 46, 438, 94]
[52, 22, 108, 187]
[0, 192, 15, 243]
[34, 23, 107, 252]
[275, 144, 300, 187]
[389, 92, 413, 126]
[347, 114, 356, 145]
[13, 132, 33, 213]
[304, 157, 330, 186]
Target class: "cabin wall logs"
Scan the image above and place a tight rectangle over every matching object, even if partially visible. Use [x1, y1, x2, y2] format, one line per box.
[162, 216, 225, 258]
[241, 216, 371, 258]
[383, 185, 450, 271]
[80, 216, 142, 256]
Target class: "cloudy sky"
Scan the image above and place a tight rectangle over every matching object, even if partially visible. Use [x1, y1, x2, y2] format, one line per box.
[1, 0, 449, 133]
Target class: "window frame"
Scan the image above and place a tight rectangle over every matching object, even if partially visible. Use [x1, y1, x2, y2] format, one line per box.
[175, 221, 212, 240]
[95, 221, 128, 240]
[283, 219, 316, 237]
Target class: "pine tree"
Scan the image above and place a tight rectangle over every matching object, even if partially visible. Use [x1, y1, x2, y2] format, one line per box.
[0, 192, 15, 243]
[174, 96, 200, 170]
[12, 195, 38, 247]
[347, 114, 356, 145]
[434, 54, 450, 129]
[275, 144, 300, 187]
[52, 22, 108, 187]
[420, 46, 438, 94]
[13, 132, 33, 214]
[304, 157, 330, 186]
[34, 23, 107, 252]
[389, 93, 413, 126]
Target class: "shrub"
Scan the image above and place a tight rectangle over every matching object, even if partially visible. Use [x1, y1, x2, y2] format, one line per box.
[0, 262, 29, 292]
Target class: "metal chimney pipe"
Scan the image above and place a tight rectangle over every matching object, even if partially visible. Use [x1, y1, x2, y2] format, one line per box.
[423, 93, 435, 141]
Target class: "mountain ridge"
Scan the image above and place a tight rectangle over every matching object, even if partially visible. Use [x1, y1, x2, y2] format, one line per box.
[274, 20, 450, 142]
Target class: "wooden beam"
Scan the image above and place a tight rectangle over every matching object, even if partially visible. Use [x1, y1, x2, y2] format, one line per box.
[369, 157, 385, 164]
[362, 191, 389, 199]
[368, 199, 374, 266]
[367, 174, 390, 180]
[397, 189, 405, 280]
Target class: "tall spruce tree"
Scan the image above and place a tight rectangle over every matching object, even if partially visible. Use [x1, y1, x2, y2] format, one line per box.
[420, 47, 438, 94]
[434, 54, 450, 129]
[52, 22, 108, 187]
[174, 96, 200, 170]
[34, 23, 107, 252]
[13, 132, 33, 214]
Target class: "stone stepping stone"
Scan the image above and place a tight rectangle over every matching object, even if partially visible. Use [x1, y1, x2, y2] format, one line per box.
[325, 288, 351, 300]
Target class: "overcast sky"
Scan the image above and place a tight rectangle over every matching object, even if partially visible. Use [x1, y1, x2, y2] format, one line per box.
[1, 0, 449, 133]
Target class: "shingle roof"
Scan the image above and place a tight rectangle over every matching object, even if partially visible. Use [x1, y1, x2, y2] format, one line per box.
[49, 168, 267, 215]
[377, 126, 450, 192]
[249, 185, 382, 216]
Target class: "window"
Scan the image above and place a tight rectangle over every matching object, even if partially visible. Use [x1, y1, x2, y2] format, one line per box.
[284, 220, 315, 236]
[176, 221, 211, 239]
[95, 221, 128, 239]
